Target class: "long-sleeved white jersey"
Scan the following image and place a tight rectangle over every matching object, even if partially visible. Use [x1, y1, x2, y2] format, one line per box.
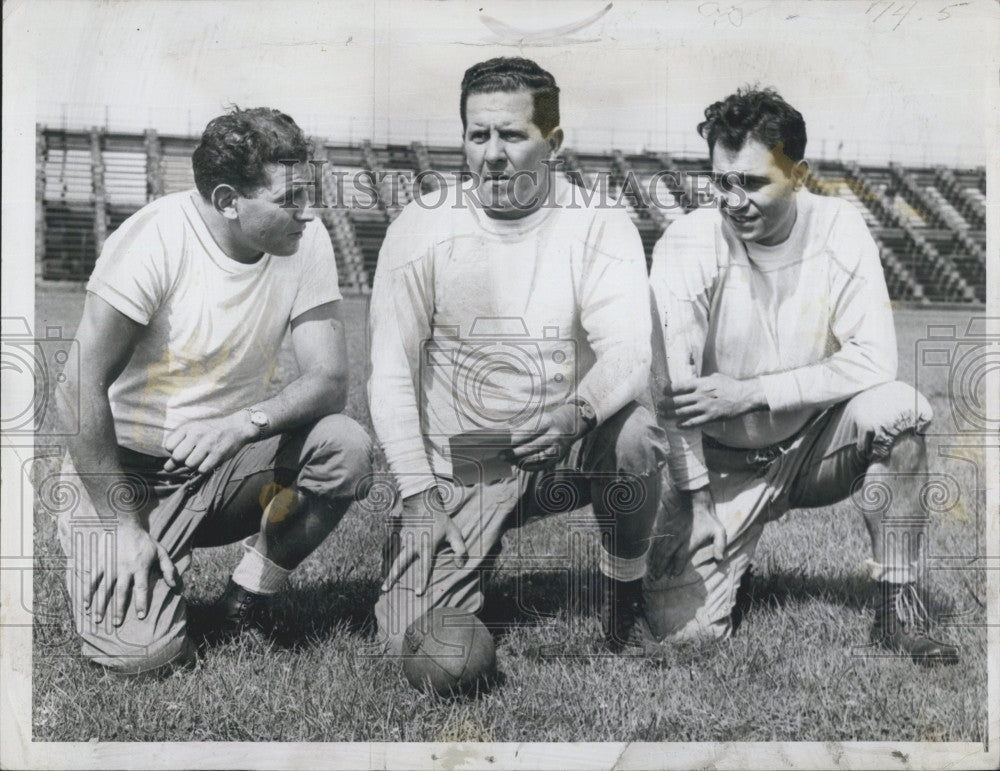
[650, 190, 897, 490]
[368, 176, 653, 498]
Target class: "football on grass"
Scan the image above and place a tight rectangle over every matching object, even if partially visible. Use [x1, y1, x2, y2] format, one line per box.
[402, 608, 496, 697]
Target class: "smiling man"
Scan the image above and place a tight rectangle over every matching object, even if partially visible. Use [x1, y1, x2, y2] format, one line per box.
[645, 87, 958, 665]
[55, 107, 373, 676]
[369, 57, 668, 658]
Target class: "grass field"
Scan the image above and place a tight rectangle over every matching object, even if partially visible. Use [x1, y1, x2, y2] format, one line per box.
[29, 286, 988, 742]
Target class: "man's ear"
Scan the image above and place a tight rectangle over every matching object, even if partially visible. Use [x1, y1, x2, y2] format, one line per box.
[211, 185, 240, 220]
[547, 127, 564, 155]
[791, 160, 809, 191]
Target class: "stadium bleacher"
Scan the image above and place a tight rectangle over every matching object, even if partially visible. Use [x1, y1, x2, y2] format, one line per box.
[35, 127, 987, 304]
[40, 129, 98, 281]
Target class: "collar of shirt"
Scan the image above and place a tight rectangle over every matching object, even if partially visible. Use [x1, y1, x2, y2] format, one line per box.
[743, 192, 815, 271]
[466, 174, 574, 236]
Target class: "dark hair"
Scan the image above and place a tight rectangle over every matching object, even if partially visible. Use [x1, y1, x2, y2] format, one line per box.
[460, 57, 560, 137]
[698, 87, 807, 170]
[192, 106, 310, 199]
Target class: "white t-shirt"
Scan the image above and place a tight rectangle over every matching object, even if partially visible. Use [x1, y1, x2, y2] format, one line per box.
[650, 190, 896, 489]
[87, 191, 342, 455]
[368, 176, 653, 498]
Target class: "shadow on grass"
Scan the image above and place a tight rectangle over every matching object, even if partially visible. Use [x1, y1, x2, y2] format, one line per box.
[730, 567, 960, 634]
[732, 568, 875, 632]
[483, 567, 879, 639]
[189, 567, 617, 651]
[188, 575, 380, 651]
[187, 563, 958, 652]
[481, 568, 613, 639]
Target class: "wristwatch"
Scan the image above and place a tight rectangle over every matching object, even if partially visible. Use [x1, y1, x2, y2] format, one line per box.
[569, 397, 598, 434]
[244, 407, 270, 436]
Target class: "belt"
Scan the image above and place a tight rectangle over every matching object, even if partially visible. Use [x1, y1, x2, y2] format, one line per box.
[702, 433, 799, 473]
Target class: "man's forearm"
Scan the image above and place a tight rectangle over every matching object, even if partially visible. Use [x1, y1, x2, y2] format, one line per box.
[755, 355, 892, 414]
[737, 376, 769, 414]
[246, 369, 347, 438]
[576, 345, 650, 425]
[59, 382, 142, 528]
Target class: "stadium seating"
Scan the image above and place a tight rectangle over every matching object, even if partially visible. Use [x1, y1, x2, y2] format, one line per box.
[40, 129, 101, 281]
[160, 135, 198, 194]
[35, 127, 987, 305]
[312, 143, 367, 292]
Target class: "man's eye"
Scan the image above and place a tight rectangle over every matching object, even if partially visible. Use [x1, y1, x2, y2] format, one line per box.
[741, 176, 772, 192]
[712, 175, 736, 192]
[469, 133, 488, 143]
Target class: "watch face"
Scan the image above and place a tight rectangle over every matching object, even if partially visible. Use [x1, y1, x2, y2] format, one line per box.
[250, 410, 269, 428]
[572, 399, 595, 422]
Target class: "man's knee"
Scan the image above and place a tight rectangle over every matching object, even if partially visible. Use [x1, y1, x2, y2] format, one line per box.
[297, 415, 375, 502]
[602, 404, 667, 476]
[843, 382, 933, 463]
[374, 600, 409, 657]
[375, 587, 432, 657]
[67, 574, 194, 677]
[643, 570, 734, 642]
[85, 634, 197, 678]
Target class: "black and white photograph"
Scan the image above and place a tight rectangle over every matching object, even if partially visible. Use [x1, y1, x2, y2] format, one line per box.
[1, 0, 997, 768]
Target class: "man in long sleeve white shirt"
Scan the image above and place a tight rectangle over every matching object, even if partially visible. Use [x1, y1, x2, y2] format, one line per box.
[646, 88, 958, 665]
[369, 57, 668, 657]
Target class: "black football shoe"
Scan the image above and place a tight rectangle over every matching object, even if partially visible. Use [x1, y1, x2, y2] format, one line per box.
[189, 579, 272, 645]
[870, 581, 959, 667]
[602, 577, 668, 660]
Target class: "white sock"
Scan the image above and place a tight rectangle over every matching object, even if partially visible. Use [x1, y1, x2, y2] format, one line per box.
[861, 558, 916, 585]
[599, 546, 649, 583]
[231, 536, 292, 595]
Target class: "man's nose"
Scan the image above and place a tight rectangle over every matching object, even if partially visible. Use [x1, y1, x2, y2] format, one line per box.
[294, 197, 316, 221]
[718, 184, 750, 211]
[483, 135, 506, 166]
[290, 187, 316, 220]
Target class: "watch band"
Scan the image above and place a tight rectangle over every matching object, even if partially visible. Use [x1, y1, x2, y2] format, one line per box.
[569, 397, 598, 433]
[244, 407, 270, 436]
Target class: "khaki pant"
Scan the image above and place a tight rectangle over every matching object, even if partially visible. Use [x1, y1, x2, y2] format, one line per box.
[644, 381, 934, 640]
[375, 402, 667, 654]
[54, 415, 373, 674]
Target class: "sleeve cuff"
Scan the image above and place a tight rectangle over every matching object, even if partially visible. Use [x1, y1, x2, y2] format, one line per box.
[676, 470, 710, 491]
[290, 293, 343, 323]
[757, 372, 802, 413]
[396, 473, 440, 500]
[666, 461, 709, 491]
[576, 362, 647, 427]
[86, 278, 152, 325]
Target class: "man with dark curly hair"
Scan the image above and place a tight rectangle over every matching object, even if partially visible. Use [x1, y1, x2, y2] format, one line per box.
[55, 107, 373, 676]
[645, 87, 959, 665]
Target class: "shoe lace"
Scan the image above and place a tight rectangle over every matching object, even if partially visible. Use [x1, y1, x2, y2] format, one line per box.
[623, 593, 655, 645]
[894, 583, 931, 633]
